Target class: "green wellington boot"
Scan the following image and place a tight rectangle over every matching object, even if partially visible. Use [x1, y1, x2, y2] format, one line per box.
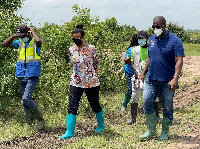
[59, 114, 76, 139]
[126, 103, 138, 125]
[94, 110, 105, 132]
[121, 95, 131, 111]
[24, 108, 35, 127]
[159, 116, 172, 140]
[31, 106, 45, 130]
[139, 113, 157, 140]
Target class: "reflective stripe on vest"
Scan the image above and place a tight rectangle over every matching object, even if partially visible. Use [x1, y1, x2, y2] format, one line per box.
[17, 39, 41, 63]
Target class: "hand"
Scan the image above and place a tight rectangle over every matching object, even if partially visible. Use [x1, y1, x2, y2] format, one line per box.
[139, 74, 145, 83]
[138, 74, 144, 87]
[28, 27, 34, 34]
[133, 70, 139, 79]
[168, 77, 178, 91]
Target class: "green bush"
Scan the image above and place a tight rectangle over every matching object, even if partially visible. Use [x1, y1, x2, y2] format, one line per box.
[32, 5, 130, 111]
[0, 5, 131, 112]
[167, 22, 191, 43]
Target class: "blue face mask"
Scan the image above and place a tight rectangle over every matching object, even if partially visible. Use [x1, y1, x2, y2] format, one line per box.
[138, 39, 146, 46]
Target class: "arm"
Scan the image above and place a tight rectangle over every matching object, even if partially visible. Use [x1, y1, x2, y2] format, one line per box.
[131, 61, 138, 77]
[92, 46, 99, 75]
[124, 47, 132, 64]
[139, 57, 149, 83]
[124, 57, 131, 64]
[29, 27, 42, 46]
[2, 34, 16, 48]
[95, 69, 98, 75]
[130, 49, 138, 77]
[169, 56, 183, 91]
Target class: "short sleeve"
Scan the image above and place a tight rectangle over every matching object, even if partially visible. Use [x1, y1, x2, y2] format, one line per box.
[36, 46, 41, 56]
[125, 47, 132, 58]
[36, 38, 42, 56]
[174, 37, 185, 57]
[12, 40, 20, 49]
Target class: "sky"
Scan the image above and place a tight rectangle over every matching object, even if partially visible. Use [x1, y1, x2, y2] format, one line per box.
[17, 0, 200, 30]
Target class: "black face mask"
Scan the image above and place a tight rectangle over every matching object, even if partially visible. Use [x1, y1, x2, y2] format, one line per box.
[73, 38, 83, 46]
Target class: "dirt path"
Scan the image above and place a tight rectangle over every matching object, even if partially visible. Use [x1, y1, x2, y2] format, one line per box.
[0, 56, 199, 149]
[166, 81, 200, 149]
[179, 56, 200, 83]
[164, 56, 200, 149]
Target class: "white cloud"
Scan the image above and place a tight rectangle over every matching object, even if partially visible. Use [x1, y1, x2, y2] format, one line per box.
[17, 0, 200, 30]
[40, 0, 68, 8]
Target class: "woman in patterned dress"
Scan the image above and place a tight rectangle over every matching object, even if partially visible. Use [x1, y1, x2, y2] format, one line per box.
[59, 25, 105, 139]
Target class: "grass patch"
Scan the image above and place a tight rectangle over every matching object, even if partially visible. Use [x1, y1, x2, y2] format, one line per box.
[0, 42, 199, 148]
[183, 43, 200, 56]
[1, 92, 199, 149]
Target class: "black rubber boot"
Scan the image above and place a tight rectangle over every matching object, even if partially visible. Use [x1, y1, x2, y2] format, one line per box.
[126, 103, 138, 125]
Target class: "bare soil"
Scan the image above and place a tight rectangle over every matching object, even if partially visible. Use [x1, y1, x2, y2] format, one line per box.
[0, 56, 199, 149]
[164, 56, 200, 149]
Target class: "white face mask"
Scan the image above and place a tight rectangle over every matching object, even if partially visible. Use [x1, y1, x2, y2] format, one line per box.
[154, 29, 163, 37]
[20, 37, 29, 42]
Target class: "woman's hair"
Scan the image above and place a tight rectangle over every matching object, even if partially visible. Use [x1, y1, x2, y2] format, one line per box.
[72, 24, 85, 37]
[127, 34, 138, 50]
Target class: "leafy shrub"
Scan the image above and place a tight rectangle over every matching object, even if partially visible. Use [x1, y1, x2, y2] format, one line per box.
[167, 22, 191, 43]
[8, 5, 130, 112]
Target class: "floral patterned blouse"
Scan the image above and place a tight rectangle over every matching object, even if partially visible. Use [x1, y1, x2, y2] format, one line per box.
[69, 44, 100, 88]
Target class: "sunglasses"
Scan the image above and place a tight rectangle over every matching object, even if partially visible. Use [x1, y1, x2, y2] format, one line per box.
[152, 25, 162, 29]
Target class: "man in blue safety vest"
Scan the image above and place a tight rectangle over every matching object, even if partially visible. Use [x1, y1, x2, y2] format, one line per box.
[2, 24, 45, 130]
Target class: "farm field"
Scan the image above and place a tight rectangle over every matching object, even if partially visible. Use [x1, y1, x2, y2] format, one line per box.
[0, 56, 199, 149]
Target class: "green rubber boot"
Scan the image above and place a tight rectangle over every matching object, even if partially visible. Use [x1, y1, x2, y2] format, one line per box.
[94, 110, 105, 132]
[121, 95, 131, 111]
[159, 116, 172, 140]
[31, 106, 45, 130]
[24, 108, 35, 127]
[139, 113, 157, 140]
[59, 114, 76, 139]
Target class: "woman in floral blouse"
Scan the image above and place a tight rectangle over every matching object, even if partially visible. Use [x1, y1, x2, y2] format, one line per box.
[59, 25, 105, 139]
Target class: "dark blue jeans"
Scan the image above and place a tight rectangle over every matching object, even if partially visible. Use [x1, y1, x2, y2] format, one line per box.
[143, 78, 175, 121]
[68, 85, 102, 115]
[125, 71, 134, 97]
[20, 77, 39, 109]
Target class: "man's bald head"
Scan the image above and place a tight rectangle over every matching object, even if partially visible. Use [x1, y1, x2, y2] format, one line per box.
[152, 16, 168, 37]
[153, 16, 166, 26]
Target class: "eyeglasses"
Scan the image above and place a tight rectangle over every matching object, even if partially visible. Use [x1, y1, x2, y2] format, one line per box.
[152, 25, 162, 29]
